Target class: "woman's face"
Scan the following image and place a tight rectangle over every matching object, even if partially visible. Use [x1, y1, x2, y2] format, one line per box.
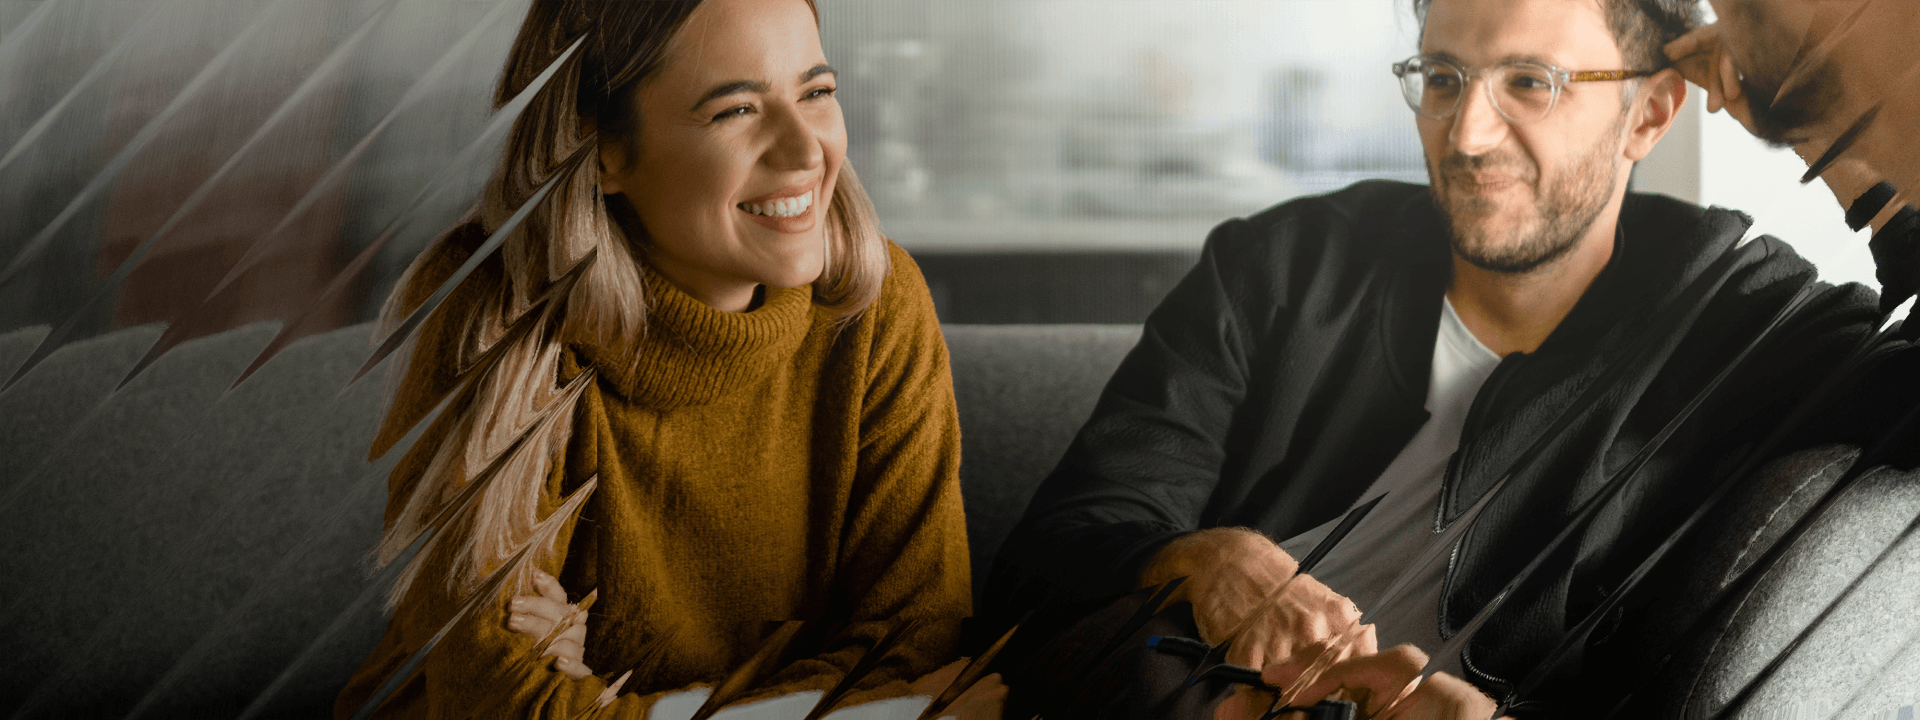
[601, 0, 845, 313]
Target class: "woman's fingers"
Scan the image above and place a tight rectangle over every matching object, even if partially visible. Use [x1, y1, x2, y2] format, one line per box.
[546, 638, 593, 680]
[535, 569, 569, 603]
[507, 609, 557, 640]
[507, 573, 577, 641]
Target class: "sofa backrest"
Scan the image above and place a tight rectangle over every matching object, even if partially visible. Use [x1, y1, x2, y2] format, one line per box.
[2, 322, 1915, 718]
[0, 321, 1138, 718]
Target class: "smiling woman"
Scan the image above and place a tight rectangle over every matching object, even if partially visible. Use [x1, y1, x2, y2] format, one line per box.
[333, 0, 970, 717]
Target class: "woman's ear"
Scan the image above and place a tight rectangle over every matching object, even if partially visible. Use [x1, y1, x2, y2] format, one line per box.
[598, 138, 628, 196]
[581, 112, 628, 196]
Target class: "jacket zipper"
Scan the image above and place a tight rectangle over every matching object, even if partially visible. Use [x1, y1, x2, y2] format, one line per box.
[1438, 351, 1528, 693]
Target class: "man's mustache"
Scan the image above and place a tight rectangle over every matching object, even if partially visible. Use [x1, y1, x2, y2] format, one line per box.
[1436, 151, 1539, 186]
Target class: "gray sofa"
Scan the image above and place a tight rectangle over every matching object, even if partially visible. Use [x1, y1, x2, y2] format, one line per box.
[0, 322, 1915, 719]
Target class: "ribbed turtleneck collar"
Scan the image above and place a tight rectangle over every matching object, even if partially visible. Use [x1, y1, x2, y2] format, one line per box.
[571, 266, 816, 409]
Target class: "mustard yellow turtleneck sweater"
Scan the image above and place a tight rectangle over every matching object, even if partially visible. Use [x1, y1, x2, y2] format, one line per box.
[337, 225, 970, 719]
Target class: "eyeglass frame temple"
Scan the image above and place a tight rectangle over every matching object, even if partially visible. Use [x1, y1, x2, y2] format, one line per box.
[1391, 60, 1654, 119]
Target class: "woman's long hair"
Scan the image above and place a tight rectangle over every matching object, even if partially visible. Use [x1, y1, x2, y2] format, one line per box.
[373, 0, 892, 608]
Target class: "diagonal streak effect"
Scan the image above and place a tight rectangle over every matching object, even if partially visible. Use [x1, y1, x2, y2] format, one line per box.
[1772, 0, 1882, 113]
[1057, 577, 1191, 713]
[0, 0, 294, 288]
[0, 148, 576, 515]
[1707, 480, 1920, 720]
[1516, 308, 1915, 716]
[222, 293, 591, 720]
[1184, 493, 1388, 686]
[346, 476, 601, 720]
[112, 0, 540, 391]
[0, 0, 64, 98]
[206, 0, 532, 305]
[689, 621, 822, 720]
[1337, 285, 1824, 717]
[803, 619, 926, 720]
[112, 280, 592, 719]
[226, 33, 589, 390]
[917, 619, 1024, 720]
[0, 2, 564, 514]
[1, 0, 406, 391]
[1246, 243, 1780, 707]
[352, 137, 593, 388]
[567, 627, 680, 720]
[4, 326, 596, 718]
[0, 0, 166, 175]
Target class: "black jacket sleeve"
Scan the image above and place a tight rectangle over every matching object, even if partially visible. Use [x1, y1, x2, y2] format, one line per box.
[981, 216, 1290, 619]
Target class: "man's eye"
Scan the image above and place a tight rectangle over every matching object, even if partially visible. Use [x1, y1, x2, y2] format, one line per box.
[1426, 72, 1461, 90]
[1509, 75, 1553, 91]
[712, 105, 753, 121]
[805, 86, 837, 100]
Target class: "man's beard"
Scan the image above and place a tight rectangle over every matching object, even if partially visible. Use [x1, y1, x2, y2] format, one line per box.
[1428, 126, 1621, 275]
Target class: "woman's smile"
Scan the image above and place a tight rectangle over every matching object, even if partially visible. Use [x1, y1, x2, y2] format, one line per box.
[736, 185, 819, 233]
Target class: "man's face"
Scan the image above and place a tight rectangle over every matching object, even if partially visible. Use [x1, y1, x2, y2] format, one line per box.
[1419, 0, 1634, 274]
[1707, 0, 1920, 194]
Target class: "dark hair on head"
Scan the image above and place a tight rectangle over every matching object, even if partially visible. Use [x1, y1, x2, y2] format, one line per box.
[1412, 0, 1704, 71]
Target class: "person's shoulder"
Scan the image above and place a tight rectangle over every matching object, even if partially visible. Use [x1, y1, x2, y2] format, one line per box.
[860, 239, 933, 319]
[1203, 179, 1436, 270]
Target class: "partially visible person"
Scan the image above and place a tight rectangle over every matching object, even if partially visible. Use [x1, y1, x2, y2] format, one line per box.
[334, 0, 972, 717]
[1666, 0, 1920, 317]
[982, 0, 1920, 717]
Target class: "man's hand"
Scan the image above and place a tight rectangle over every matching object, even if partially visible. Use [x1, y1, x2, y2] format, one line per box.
[1139, 528, 1376, 686]
[506, 569, 592, 679]
[1666, 24, 1760, 135]
[1269, 644, 1513, 720]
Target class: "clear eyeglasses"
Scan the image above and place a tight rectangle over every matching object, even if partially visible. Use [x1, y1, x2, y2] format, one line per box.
[1391, 55, 1651, 124]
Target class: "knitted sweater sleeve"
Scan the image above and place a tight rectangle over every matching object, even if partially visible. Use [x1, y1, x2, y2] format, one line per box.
[793, 242, 970, 695]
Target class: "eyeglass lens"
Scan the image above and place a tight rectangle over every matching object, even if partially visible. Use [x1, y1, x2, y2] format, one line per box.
[1400, 61, 1559, 123]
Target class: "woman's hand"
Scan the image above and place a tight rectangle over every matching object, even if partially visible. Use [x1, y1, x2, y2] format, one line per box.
[506, 569, 593, 680]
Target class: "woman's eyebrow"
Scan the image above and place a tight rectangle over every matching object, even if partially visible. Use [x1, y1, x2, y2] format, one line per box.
[687, 66, 835, 113]
[690, 80, 768, 112]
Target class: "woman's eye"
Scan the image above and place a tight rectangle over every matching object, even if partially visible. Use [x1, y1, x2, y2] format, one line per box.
[712, 105, 753, 122]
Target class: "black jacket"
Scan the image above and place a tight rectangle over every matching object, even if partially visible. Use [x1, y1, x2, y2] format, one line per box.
[983, 180, 1916, 714]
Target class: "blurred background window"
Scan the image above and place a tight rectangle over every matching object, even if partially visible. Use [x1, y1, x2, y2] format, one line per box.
[0, 0, 1877, 362]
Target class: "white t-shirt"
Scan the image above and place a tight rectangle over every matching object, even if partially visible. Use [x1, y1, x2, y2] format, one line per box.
[1276, 296, 1502, 680]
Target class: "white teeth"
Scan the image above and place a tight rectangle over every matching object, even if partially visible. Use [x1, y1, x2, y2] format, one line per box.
[738, 190, 813, 218]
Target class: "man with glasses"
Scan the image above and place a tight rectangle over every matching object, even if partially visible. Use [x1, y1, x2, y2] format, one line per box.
[982, 0, 1918, 717]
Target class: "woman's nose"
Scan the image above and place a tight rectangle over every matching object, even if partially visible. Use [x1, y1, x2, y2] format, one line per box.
[763, 102, 824, 171]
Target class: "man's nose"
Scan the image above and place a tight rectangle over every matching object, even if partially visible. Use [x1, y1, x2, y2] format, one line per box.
[764, 102, 824, 171]
[1449, 78, 1510, 156]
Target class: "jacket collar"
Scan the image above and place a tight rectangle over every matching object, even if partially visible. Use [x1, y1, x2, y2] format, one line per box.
[1435, 193, 1753, 524]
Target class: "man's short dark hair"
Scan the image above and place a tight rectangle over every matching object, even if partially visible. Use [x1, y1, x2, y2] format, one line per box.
[1412, 0, 1705, 72]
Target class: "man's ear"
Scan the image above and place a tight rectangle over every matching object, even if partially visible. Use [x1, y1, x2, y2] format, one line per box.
[1624, 67, 1688, 162]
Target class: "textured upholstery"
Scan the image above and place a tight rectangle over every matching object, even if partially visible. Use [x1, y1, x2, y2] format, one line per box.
[1625, 446, 1920, 720]
[0, 322, 1913, 719]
